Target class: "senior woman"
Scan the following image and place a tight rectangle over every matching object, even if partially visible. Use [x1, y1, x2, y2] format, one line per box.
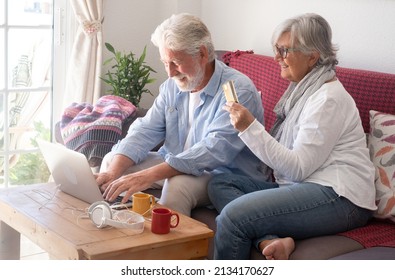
[207, 13, 377, 260]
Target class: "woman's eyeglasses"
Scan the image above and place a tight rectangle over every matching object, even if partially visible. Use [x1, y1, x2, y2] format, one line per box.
[274, 44, 300, 59]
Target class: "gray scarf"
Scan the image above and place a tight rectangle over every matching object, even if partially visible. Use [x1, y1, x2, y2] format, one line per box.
[270, 64, 336, 147]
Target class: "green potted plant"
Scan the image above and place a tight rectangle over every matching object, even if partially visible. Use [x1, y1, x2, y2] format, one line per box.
[101, 42, 156, 107]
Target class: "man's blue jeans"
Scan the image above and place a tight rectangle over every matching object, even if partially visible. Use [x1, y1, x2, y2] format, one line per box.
[208, 173, 373, 259]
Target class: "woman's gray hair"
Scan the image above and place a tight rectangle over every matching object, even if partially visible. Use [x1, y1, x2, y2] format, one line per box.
[272, 13, 338, 67]
[151, 13, 215, 62]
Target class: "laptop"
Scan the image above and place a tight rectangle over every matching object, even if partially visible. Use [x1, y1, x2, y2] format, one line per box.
[37, 139, 133, 209]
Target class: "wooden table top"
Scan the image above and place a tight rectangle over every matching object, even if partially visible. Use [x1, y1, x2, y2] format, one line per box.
[0, 183, 214, 259]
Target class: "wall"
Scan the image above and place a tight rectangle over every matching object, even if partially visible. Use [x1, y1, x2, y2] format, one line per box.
[201, 0, 395, 73]
[102, 0, 395, 109]
[101, 0, 161, 108]
[101, 0, 201, 108]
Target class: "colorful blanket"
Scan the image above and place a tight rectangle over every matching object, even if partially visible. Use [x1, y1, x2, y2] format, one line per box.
[60, 95, 136, 167]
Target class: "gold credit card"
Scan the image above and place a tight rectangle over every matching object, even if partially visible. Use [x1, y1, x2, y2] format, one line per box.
[222, 80, 239, 103]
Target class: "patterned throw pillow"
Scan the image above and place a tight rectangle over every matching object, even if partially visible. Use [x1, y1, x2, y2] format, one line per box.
[368, 110, 395, 222]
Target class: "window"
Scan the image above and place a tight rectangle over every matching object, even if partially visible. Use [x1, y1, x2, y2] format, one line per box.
[0, 0, 65, 188]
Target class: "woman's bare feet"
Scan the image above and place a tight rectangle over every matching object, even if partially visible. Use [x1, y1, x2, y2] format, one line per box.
[259, 237, 295, 260]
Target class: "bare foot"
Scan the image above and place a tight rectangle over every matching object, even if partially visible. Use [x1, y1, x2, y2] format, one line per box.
[259, 237, 295, 260]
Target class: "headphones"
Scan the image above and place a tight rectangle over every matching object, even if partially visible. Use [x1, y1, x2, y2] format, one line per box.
[88, 201, 145, 232]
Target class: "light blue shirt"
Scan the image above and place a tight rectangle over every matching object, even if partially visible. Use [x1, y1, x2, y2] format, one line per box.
[113, 59, 269, 181]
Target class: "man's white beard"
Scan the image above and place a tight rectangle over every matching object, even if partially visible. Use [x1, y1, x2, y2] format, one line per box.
[173, 64, 205, 92]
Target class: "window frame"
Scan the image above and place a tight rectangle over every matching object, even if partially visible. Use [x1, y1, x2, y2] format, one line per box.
[0, 0, 72, 188]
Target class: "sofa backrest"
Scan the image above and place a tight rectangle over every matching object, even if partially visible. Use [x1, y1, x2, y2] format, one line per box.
[222, 51, 395, 133]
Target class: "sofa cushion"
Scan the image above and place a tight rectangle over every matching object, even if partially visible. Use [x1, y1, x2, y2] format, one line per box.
[290, 236, 364, 260]
[189, 205, 365, 260]
[330, 247, 395, 260]
[368, 110, 395, 222]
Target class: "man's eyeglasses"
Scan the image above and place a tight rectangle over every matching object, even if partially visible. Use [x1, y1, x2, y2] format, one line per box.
[273, 44, 300, 59]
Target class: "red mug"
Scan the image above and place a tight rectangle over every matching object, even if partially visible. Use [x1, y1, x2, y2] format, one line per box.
[151, 208, 180, 234]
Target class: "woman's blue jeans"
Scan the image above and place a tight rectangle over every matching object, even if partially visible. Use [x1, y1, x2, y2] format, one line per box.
[207, 173, 373, 260]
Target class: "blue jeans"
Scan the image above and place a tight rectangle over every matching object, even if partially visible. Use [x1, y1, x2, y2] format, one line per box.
[207, 173, 373, 260]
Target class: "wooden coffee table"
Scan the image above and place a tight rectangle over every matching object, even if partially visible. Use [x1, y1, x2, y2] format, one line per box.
[0, 183, 213, 260]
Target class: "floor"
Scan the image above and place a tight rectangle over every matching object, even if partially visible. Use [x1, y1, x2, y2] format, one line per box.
[20, 235, 49, 260]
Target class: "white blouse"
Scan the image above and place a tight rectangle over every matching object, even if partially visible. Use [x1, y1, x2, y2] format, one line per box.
[239, 80, 377, 210]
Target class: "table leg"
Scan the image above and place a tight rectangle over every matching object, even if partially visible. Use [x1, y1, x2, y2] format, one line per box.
[0, 221, 20, 260]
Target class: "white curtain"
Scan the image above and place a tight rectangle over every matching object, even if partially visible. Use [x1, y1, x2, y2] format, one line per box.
[63, 0, 103, 108]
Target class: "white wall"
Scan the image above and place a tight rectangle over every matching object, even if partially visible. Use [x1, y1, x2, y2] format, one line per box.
[102, 0, 395, 108]
[201, 0, 395, 74]
[102, 0, 205, 108]
[101, 0, 161, 108]
[101, 0, 201, 108]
